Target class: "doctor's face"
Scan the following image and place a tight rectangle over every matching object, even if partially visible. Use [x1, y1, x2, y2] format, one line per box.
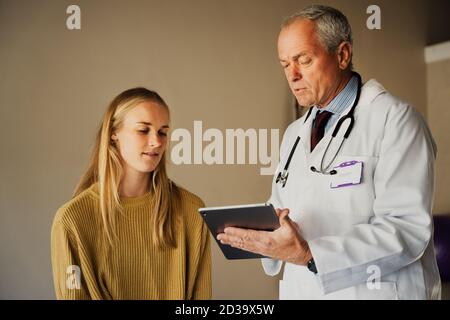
[278, 19, 348, 108]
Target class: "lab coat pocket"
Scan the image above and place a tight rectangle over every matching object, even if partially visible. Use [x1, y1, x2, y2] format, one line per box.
[280, 280, 302, 300]
[280, 279, 398, 300]
[279, 280, 288, 300]
[358, 282, 398, 300]
[279, 279, 321, 300]
[327, 155, 378, 218]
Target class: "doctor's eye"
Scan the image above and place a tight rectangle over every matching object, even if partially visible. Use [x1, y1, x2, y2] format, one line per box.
[299, 58, 312, 66]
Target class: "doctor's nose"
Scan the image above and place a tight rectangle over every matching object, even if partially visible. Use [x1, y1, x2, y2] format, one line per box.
[287, 64, 302, 83]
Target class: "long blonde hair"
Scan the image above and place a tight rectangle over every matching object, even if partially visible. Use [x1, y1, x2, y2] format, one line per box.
[74, 87, 179, 248]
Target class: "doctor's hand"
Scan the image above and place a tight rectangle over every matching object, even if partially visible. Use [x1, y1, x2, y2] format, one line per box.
[216, 208, 312, 266]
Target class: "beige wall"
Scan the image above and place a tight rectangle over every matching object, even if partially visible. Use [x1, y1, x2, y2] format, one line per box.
[0, 0, 441, 299]
[427, 56, 450, 215]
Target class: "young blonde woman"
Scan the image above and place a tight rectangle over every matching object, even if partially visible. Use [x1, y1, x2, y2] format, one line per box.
[51, 88, 211, 299]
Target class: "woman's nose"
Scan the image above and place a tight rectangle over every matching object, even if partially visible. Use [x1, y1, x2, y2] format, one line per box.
[148, 132, 162, 147]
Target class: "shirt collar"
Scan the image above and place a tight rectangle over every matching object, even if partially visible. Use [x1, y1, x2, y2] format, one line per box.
[314, 75, 358, 115]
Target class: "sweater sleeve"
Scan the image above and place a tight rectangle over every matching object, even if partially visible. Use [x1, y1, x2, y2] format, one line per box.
[192, 216, 212, 300]
[51, 216, 92, 300]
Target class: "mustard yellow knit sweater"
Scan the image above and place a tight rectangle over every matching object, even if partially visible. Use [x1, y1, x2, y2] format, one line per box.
[51, 184, 211, 300]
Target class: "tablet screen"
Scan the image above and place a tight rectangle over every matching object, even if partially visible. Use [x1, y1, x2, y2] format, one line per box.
[198, 203, 280, 259]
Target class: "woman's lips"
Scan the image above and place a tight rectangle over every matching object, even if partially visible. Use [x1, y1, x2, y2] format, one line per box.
[142, 152, 159, 157]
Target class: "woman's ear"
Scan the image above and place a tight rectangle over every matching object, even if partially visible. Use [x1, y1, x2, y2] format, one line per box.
[111, 132, 118, 142]
[337, 41, 352, 70]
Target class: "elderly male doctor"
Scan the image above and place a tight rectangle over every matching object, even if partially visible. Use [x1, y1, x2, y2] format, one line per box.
[217, 5, 441, 299]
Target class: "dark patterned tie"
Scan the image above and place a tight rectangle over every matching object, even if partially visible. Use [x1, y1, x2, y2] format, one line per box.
[311, 110, 332, 152]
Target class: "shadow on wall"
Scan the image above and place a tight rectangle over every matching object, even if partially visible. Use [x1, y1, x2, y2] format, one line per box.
[426, 0, 450, 45]
[433, 215, 450, 298]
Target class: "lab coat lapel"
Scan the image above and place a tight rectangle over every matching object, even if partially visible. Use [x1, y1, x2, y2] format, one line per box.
[308, 79, 386, 170]
[298, 109, 314, 158]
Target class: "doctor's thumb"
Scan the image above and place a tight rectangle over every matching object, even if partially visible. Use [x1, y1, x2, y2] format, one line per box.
[275, 208, 289, 217]
[277, 209, 290, 224]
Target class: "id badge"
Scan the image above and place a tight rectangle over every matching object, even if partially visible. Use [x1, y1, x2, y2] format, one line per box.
[330, 160, 363, 189]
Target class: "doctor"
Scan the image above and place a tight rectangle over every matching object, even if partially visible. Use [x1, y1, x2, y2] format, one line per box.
[217, 5, 441, 299]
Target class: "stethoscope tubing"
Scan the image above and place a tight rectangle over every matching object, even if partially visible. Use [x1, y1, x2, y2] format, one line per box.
[276, 72, 362, 187]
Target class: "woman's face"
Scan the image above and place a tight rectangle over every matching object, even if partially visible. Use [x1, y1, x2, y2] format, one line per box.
[111, 101, 170, 175]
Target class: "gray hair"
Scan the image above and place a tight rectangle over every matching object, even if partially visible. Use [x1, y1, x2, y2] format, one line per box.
[282, 5, 353, 68]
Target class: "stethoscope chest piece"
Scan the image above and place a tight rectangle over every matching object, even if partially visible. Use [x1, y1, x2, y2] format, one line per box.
[276, 170, 289, 187]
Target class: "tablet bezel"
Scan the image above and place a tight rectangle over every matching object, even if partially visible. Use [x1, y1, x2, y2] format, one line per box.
[198, 203, 280, 259]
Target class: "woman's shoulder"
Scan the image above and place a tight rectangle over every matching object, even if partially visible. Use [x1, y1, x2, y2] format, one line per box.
[53, 185, 99, 229]
[176, 185, 205, 209]
[174, 186, 208, 236]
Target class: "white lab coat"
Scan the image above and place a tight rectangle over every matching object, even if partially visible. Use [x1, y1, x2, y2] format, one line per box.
[263, 79, 441, 299]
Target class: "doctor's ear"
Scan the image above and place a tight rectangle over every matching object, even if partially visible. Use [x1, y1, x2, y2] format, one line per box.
[336, 41, 352, 70]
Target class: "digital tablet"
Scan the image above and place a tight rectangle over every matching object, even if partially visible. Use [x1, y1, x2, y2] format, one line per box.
[198, 203, 280, 259]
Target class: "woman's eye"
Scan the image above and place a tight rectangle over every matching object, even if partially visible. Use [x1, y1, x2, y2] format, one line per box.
[159, 131, 167, 137]
[138, 129, 149, 134]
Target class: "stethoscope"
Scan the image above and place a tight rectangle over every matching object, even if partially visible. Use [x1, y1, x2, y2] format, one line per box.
[276, 72, 362, 188]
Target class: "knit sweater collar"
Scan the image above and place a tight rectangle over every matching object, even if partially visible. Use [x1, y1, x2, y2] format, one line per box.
[87, 183, 153, 208]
